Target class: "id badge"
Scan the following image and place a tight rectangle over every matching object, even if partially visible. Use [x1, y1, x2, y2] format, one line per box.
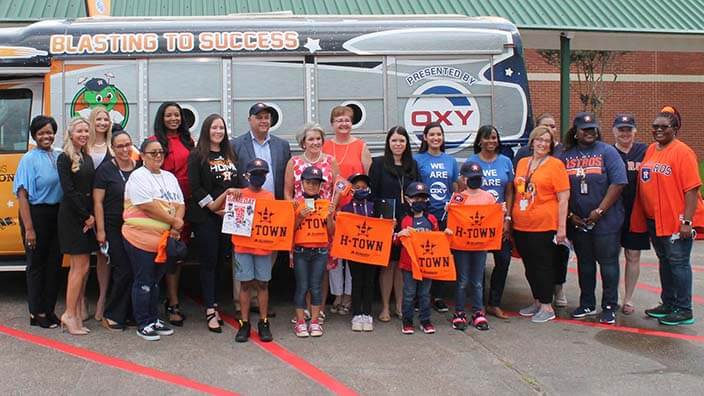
[580, 179, 589, 195]
[519, 199, 528, 211]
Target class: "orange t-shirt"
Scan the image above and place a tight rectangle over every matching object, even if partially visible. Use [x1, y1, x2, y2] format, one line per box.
[512, 156, 570, 232]
[453, 189, 497, 206]
[294, 198, 330, 248]
[232, 187, 275, 256]
[323, 139, 365, 179]
[631, 139, 704, 236]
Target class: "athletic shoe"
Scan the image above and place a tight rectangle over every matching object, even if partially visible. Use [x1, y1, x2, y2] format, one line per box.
[258, 318, 273, 342]
[658, 309, 695, 326]
[136, 323, 160, 341]
[308, 321, 323, 337]
[294, 321, 309, 337]
[645, 304, 673, 319]
[553, 285, 568, 307]
[235, 320, 251, 343]
[420, 320, 436, 334]
[432, 298, 449, 313]
[153, 319, 174, 336]
[402, 320, 415, 334]
[351, 315, 364, 331]
[599, 306, 616, 324]
[472, 311, 489, 330]
[519, 303, 540, 317]
[452, 311, 468, 330]
[571, 306, 597, 318]
[531, 310, 556, 323]
[317, 311, 326, 325]
[290, 309, 311, 324]
[362, 315, 374, 332]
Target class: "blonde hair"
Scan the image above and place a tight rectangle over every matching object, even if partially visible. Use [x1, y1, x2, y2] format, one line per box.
[88, 106, 114, 156]
[297, 123, 326, 149]
[528, 125, 556, 154]
[329, 105, 354, 124]
[63, 117, 91, 173]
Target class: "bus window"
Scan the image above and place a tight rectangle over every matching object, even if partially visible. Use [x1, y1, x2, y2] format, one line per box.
[0, 89, 32, 153]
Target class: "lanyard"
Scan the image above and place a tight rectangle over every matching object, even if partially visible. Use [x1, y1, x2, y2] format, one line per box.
[524, 156, 545, 191]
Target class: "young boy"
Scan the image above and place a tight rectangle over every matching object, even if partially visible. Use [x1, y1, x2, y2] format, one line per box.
[342, 173, 377, 331]
[292, 166, 334, 337]
[450, 162, 496, 331]
[234, 158, 275, 343]
[396, 182, 439, 334]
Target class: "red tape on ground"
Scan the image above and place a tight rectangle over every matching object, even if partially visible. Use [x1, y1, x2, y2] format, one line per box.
[0, 324, 240, 396]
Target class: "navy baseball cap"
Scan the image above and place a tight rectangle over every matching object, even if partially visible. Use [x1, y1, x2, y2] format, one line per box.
[301, 166, 325, 182]
[246, 158, 269, 173]
[460, 161, 483, 179]
[405, 182, 429, 197]
[348, 173, 371, 185]
[249, 102, 273, 117]
[573, 112, 599, 129]
[613, 113, 636, 129]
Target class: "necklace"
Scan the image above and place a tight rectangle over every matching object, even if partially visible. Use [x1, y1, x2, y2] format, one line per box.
[332, 140, 351, 166]
[94, 141, 107, 148]
[303, 150, 322, 163]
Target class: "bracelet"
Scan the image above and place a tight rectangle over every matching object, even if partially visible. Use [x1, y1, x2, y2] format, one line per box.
[681, 219, 693, 226]
[595, 208, 605, 216]
[504, 215, 512, 221]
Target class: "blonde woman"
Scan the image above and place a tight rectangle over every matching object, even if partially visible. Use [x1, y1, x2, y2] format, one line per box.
[58, 118, 98, 334]
[87, 106, 113, 321]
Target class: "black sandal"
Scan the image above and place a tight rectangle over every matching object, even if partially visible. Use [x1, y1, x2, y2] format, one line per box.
[206, 310, 222, 333]
[213, 304, 224, 325]
[165, 303, 185, 327]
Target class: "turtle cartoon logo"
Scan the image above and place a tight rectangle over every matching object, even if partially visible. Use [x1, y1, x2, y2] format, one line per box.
[70, 73, 129, 128]
[404, 80, 480, 153]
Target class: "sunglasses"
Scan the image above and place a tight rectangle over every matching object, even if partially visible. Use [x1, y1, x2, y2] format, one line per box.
[652, 124, 671, 131]
[144, 150, 167, 157]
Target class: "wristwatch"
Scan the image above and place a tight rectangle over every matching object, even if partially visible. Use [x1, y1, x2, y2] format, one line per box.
[681, 219, 693, 226]
[504, 215, 512, 222]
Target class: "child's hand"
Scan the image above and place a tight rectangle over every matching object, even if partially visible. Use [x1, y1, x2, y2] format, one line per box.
[327, 256, 338, 270]
[397, 228, 412, 238]
[444, 228, 454, 236]
[298, 207, 314, 219]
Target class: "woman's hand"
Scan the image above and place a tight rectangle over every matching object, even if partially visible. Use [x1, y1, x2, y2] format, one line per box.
[171, 216, 184, 231]
[569, 214, 587, 229]
[83, 215, 95, 233]
[585, 208, 604, 225]
[556, 228, 567, 243]
[502, 219, 512, 240]
[96, 230, 106, 245]
[169, 228, 181, 239]
[679, 223, 694, 239]
[25, 228, 37, 249]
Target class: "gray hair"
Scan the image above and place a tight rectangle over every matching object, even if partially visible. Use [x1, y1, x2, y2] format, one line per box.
[297, 122, 326, 149]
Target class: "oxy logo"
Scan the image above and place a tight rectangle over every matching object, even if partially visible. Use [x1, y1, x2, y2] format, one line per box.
[404, 80, 480, 151]
[430, 181, 448, 201]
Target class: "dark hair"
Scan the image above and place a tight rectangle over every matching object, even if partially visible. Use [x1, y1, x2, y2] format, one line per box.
[563, 120, 602, 151]
[111, 130, 132, 145]
[472, 124, 503, 154]
[140, 138, 161, 153]
[153, 102, 194, 157]
[383, 126, 417, 179]
[418, 122, 445, 153]
[29, 115, 57, 139]
[195, 114, 237, 165]
[657, 107, 682, 130]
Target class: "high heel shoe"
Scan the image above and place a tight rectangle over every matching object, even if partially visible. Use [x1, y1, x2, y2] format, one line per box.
[165, 303, 185, 327]
[206, 310, 222, 333]
[60, 314, 88, 335]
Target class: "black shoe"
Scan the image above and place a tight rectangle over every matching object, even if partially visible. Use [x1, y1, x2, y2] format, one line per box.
[48, 312, 61, 327]
[258, 318, 273, 342]
[645, 304, 673, 319]
[125, 317, 137, 327]
[30, 314, 57, 329]
[235, 320, 251, 343]
[165, 303, 185, 327]
[658, 309, 695, 326]
[433, 298, 449, 313]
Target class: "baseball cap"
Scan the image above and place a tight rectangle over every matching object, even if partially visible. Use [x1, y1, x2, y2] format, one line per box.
[301, 166, 325, 182]
[573, 112, 599, 130]
[246, 158, 269, 173]
[348, 173, 371, 185]
[460, 161, 483, 179]
[405, 182, 429, 197]
[249, 102, 273, 117]
[613, 114, 636, 129]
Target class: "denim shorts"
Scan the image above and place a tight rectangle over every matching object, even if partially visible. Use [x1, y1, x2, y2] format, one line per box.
[233, 253, 273, 282]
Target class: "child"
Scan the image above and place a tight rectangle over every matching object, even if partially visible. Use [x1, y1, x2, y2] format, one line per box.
[342, 173, 377, 331]
[396, 182, 438, 334]
[233, 158, 275, 343]
[292, 166, 334, 337]
[450, 162, 496, 331]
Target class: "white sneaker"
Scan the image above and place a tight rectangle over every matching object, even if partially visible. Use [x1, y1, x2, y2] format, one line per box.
[309, 322, 323, 337]
[294, 321, 309, 337]
[362, 315, 374, 332]
[351, 315, 364, 331]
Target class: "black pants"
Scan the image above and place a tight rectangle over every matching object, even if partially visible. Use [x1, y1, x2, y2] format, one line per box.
[104, 218, 133, 324]
[21, 204, 61, 316]
[513, 230, 556, 304]
[349, 261, 376, 316]
[193, 213, 231, 308]
[554, 244, 569, 285]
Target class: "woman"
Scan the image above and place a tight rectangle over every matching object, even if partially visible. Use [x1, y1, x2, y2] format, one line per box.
[94, 130, 136, 331]
[323, 105, 372, 315]
[369, 126, 419, 322]
[87, 106, 113, 321]
[512, 125, 569, 323]
[559, 112, 627, 324]
[611, 113, 650, 315]
[152, 102, 194, 326]
[631, 107, 703, 326]
[188, 114, 241, 333]
[58, 118, 98, 335]
[123, 139, 185, 340]
[467, 125, 515, 319]
[513, 113, 559, 165]
[14, 116, 63, 329]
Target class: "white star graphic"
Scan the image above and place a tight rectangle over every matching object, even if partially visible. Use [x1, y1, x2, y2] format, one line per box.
[7, 200, 13, 208]
[505, 67, 514, 77]
[303, 37, 321, 54]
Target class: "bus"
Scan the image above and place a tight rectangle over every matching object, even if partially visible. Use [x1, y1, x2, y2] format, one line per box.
[0, 14, 533, 269]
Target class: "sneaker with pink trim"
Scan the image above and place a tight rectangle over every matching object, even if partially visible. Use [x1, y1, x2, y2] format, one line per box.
[472, 311, 489, 331]
[420, 320, 435, 334]
[294, 321, 309, 337]
[309, 321, 323, 337]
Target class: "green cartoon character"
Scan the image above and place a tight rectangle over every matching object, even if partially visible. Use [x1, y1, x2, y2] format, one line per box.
[70, 73, 129, 127]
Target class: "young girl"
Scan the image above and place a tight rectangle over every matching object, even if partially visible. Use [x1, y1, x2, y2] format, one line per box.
[450, 162, 495, 331]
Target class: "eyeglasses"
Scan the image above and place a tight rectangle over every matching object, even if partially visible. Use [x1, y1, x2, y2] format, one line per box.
[333, 118, 352, 123]
[144, 150, 167, 157]
[114, 144, 132, 150]
[541, 124, 557, 129]
[533, 138, 552, 144]
[652, 124, 671, 131]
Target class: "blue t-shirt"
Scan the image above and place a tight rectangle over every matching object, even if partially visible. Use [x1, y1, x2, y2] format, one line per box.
[13, 147, 63, 205]
[414, 151, 459, 220]
[466, 154, 514, 203]
[558, 141, 627, 235]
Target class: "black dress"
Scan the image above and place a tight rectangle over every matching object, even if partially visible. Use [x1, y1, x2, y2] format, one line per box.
[57, 152, 98, 254]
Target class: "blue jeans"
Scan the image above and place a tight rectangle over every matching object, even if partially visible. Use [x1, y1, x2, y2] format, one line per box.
[647, 220, 693, 312]
[453, 250, 487, 312]
[571, 230, 621, 309]
[402, 270, 432, 322]
[124, 240, 167, 329]
[293, 247, 328, 309]
[488, 240, 512, 307]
